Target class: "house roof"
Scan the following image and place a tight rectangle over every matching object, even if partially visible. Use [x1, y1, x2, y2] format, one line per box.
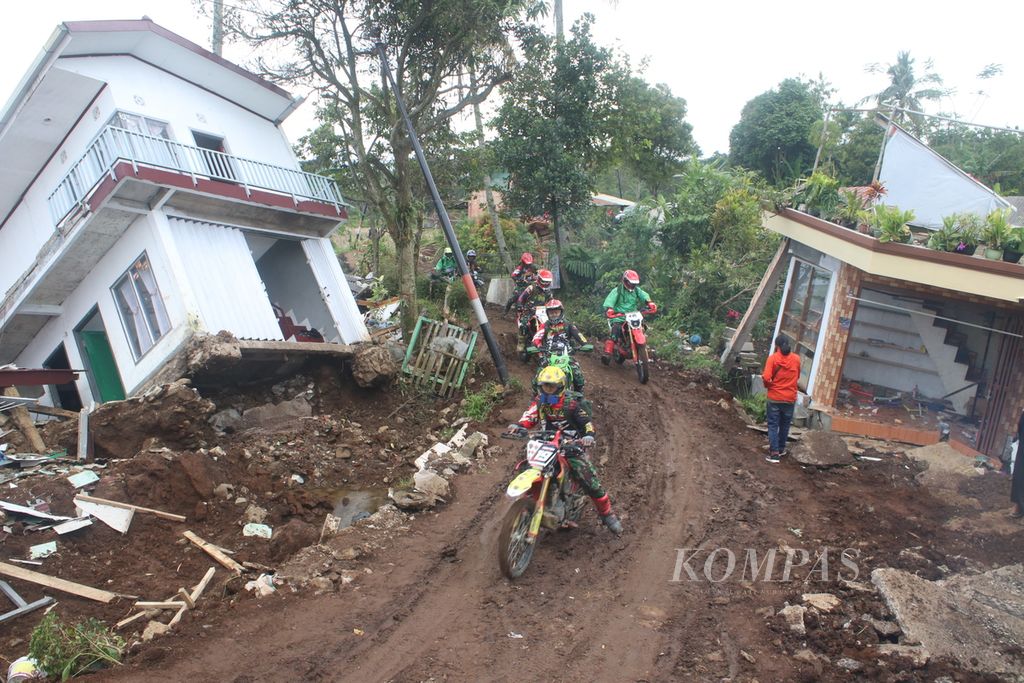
[766, 208, 1024, 304]
[0, 19, 301, 227]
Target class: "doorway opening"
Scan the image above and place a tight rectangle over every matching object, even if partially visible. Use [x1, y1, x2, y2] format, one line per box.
[42, 343, 83, 411]
[74, 307, 126, 403]
[192, 131, 236, 181]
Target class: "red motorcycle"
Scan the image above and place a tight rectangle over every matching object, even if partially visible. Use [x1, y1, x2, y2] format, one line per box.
[602, 309, 652, 384]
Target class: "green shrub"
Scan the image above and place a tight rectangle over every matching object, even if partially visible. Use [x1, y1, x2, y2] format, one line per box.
[462, 382, 505, 421]
[737, 392, 767, 422]
[681, 353, 726, 382]
[29, 613, 125, 680]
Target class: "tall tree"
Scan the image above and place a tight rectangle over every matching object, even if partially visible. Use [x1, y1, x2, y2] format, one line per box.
[493, 16, 622, 279]
[230, 0, 535, 333]
[862, 51, 950, 134]
[729, 78, 822, 185]
[609, 78, 698, 197]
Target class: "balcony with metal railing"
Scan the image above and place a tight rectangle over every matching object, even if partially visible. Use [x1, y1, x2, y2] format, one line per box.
[48, 126, 345, 227]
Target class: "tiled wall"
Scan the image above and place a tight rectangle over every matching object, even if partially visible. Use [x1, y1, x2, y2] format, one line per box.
[810, 263, 862, 408]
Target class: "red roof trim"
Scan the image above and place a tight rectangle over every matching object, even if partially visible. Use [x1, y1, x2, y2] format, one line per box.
[62, 19, 293, 100]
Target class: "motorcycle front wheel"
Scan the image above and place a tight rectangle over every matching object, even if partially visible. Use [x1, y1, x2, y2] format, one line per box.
[498, 498, 537, 579]
[635, 343, 650, 384]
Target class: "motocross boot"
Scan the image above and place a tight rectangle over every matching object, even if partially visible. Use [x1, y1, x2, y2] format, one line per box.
[601, 339, 614, 365]
[601, 513, 623, 535]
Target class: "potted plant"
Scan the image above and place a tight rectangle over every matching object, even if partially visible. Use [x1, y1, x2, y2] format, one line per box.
[981, 208, 1012, 259]
[1003, 226, 1024, 263]
[796, 171, 841, 218]
[928, 215, 959, 252]
[872, 205, 914, 243]
[954, 212, 981, 255]
[834, 189, 869, 230]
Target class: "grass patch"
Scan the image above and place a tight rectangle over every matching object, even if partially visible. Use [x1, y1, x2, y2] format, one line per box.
[681, 352, 726, 383]
[737, 392, 767, 423]
[462, 382, 504, 421]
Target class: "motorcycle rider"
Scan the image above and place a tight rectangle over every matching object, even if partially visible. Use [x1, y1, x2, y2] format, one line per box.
[506, 366, 622, 534]
[506, 252, 538, 312]
[465, 249, 484, 288]
[602, 269, 657, 365]
[531, 299, 588, 392]
[514, 269, 554, 354]
[431, 247, 457, 282]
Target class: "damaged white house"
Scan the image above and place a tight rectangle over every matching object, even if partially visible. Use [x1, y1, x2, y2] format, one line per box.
[0, 19, 368, 409]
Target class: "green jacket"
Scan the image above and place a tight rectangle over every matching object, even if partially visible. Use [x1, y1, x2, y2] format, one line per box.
[603, 284, 651, 313]
[434, 253, 457, 273]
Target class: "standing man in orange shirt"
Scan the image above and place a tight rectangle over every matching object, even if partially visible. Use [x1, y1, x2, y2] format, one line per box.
[762, 334, 801, 463]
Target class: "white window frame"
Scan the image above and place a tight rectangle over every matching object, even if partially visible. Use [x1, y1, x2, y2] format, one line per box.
[111, 252, 171, 362]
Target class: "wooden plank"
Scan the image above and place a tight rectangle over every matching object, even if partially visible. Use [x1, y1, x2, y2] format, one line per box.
[73, 494, 185, 522]
[169, 567, 216, 628]
[176, 588, 195, 609]
[134, 600, 186, 609]
[115, 610, 150, 629]
[720, 237, 790, 364]
[183, 531, 243, 575]
[3, 388, 45, 453]
[26, 404, 79, 419]
[77, 408, 90, 461]
[0, 561, 117, 603]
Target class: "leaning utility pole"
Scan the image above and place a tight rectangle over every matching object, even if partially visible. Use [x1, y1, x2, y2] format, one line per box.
[374, 43, 509, 385]
[211, 0, 224, 56]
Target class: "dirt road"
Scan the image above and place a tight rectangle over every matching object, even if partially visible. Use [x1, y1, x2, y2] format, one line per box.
[96, 325, 1022, 682]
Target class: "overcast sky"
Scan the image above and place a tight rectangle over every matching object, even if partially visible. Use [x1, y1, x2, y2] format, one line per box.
[3, 1, 1023, 155]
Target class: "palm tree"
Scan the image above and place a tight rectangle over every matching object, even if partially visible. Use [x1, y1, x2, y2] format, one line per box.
[862, 51, 951, 134]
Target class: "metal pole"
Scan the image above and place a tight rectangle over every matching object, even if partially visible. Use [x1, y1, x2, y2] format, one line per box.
[375, 43, 509, 385]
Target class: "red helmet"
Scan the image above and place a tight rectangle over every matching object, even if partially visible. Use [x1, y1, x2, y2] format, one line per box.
[537, 269, 553, 287]
[623, 269, 640, 289]
[521, 252, 534, 265]
[545, 298, 563, 317]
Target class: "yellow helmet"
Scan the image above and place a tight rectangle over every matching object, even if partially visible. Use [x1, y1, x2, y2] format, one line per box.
[537, 365, 567, 397]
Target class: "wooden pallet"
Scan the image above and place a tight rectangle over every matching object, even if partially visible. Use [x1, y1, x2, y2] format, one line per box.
[401, 317, 477, 397]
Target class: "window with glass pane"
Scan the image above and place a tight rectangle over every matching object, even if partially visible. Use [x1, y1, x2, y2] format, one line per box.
[105, 112, 176, 168]
[778, 261, 832, 391]
[112, 253, 171, 361]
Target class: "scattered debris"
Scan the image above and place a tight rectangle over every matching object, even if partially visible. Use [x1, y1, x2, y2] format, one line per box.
[183, 530, 244, 575]
[242, 523, 273, 539]
[29, 542, 57, 560]
[52, 517, 93, 535]
[66, 469, 100, 488]
[790, 431, 853, 467]
[904, 442, 983, 489]
[245, 573, 278, 597]
[778, 604, 807, 634]
[872, 564, 1024, 677]
[801, 593, 841, 612]
[74, 494, 185, 522]
[873, 644, 931, 668]
[74, 499, 133, 534]
[0, 580, 53, 625]
[0, 561, 119, 603]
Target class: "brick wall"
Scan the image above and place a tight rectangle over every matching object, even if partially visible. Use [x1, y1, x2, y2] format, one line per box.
[810, 263, 862, 408]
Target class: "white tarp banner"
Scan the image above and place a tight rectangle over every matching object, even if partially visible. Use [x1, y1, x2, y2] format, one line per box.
[879, 125, 1010, 229]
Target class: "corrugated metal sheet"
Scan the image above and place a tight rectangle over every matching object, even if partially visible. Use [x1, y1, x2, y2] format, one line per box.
[168, 218, 284, 341]
[301, 238, 370, 343]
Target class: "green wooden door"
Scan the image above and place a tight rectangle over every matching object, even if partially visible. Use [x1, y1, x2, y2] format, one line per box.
[80, 331, 126, 402]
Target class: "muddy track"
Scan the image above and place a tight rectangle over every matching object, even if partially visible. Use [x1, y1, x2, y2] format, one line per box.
[101, 325, 755, 682]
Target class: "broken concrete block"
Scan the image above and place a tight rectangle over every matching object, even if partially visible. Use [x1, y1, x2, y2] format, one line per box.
[872, 565, 1024, 677]
[209, 408, 242, 434]
[351, 345, 398, 388]
[240, 396, 312, 431]
[243, 504, 268, 525]
[905, 442, 982, 489]
[414, 470, 450, 499]
[791, 431, 852, 467]
[778, 604, 807, 634]
[792, 649, 828, 672]
[801, 592, 841, 612]
[874, 644, 931, 668]
[142, 620, 170, 642]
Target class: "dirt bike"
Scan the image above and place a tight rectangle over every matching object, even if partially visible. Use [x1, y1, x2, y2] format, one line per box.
[602, 309, 651, 384]
[515, 304, 548, 362]
[497, 428, 590, 579]
[527, 335, 593, 393]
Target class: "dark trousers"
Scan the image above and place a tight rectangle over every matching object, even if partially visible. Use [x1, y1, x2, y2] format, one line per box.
[766, 401, 795, 454]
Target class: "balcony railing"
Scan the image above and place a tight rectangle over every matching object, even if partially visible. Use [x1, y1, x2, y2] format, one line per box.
[48, 126, 345, 226]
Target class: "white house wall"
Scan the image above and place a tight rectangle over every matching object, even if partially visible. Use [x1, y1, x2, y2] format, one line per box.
[57, 56, 296, 167]
[13, 213, 190, 405]
[1, 52, 300, 298]
[168, 217, 284, 341]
